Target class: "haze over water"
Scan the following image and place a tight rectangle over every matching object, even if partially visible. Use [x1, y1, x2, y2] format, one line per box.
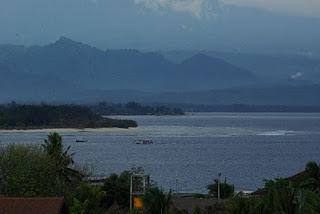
[1, 112, 320, 193]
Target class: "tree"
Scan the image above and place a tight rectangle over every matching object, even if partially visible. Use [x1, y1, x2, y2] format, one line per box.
[0, 144, 58, 196]
[143, 187, 172, 214]
[42, 132, 82, 187]
[228, 178, 320, 214]
[101, 171, 131, 209]
[69, 182, 107, 214]
[261, 178, 320, 214]
[227, 195, 262, 214]
[303, 161, 320, 192]
[207, 178, 234, 199]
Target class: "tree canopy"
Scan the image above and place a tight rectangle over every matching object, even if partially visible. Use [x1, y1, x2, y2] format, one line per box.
[0, 104, 137, 129]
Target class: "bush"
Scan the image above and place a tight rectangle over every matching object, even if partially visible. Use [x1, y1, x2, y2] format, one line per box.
[69, 182, 107, 214]
[143, 187, 172, 214]
[228, 178, 320, 214]
[101, 171, 131, 209]
[0, 144, 60, 196]
[0, 133, 83, 198]
[207, 178, 234, 199]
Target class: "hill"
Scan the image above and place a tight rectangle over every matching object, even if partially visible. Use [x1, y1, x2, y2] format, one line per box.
[0, 37, 257, 95]
[0, 104, 137, 129]
[1, 37, 320, 106]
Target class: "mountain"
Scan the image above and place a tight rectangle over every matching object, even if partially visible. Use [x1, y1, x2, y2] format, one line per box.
[163, 50, 320, 84]
[0, 37, 257, 94]
[0, 37, 319, 106]
[177, 54, 256, 90]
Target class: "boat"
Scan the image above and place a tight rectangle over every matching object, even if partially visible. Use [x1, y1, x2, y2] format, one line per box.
[76, 137, 87, 143]
[136, 139, 154, 145]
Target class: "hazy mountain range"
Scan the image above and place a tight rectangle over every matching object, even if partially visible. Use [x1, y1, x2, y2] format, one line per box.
[0, 37, 319, 105]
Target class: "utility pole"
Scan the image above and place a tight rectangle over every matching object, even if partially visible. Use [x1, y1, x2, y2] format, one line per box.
[217, 172, 222, 200]
[130, 174, 133, 212]
[175, 178, 178, 193]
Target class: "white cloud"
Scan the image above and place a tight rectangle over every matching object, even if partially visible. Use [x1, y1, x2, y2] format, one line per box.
[291, 72, 303, 79]
[220, 0, 320, 18]
[134, 0, 320, 18]
[134, 0, 211, 18]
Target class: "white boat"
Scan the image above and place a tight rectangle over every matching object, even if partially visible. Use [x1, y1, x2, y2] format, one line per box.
[136, 139, 153, 145]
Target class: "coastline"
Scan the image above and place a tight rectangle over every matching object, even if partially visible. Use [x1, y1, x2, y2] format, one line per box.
[0, 127, 136, 133]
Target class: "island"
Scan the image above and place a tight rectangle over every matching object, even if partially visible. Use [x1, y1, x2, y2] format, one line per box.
[91, 102, 185, 116]
[0, 104, 138, 129]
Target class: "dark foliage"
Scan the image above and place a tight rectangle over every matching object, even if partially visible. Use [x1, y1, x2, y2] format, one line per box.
[0, 103, 137, 129]
[69, 182, 107, 214]
[101, 171, 131, 209]
[143, 187, 172, 214]
[207, 179, 235, 199]
[0, 133, 83, 197]
[91, 102, 184, 116]
[228, 162, 320, 214]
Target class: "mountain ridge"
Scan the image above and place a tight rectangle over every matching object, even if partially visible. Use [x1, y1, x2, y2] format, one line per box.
[1, 37, 319, 105]
[0, 37, 258, 92]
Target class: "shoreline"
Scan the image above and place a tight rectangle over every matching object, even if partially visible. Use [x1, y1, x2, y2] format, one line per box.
[0, 127, 136, 133]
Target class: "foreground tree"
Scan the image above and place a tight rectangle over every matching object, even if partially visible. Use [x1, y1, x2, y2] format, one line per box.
[143, 187, 172, 214]
[302, 161, 320, 192]
[0, 144, 57, 196]
[42, 132, 83, 187]
[228, 178, 320, 214]
[207, 178, 234, 199]
[0, 133, 84, 197]
[101, 171, 131, 209]
[69, 182, 107, 214]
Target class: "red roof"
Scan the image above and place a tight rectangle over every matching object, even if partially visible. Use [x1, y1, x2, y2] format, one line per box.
[0, 197, 68, 214]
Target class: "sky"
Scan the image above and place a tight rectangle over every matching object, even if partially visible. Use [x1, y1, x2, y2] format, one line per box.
[0, 0, 320, 54]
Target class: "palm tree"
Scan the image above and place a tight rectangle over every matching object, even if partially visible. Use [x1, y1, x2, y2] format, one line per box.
[42, 132, 82, 186]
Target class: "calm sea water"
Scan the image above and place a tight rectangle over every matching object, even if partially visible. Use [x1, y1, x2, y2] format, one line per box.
[1, 112, 320, 193]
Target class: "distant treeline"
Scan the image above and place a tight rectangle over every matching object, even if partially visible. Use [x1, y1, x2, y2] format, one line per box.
[163, 104, 320, 113]
[91, 102, 184, 115]
[0, 103, 137, 129]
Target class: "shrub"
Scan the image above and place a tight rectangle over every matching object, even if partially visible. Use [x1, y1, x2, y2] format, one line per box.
[207, 178, 234, 199]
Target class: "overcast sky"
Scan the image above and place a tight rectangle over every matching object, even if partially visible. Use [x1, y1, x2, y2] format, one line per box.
[0, 0, 319, 54]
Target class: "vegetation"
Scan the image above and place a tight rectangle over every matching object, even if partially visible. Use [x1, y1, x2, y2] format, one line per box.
[101, 171, 131, 209]
[42, 133, 83, 188]
[2, 132, 320, 214]
[69, 182, 107, 214]
[207, 178, 235, 199]
[91, 102, 184, 116]
[0, 103, 137, 129]
[143, 187, 172, 214]
[228, 161, 320, 214]
[0, 133, 83, 197]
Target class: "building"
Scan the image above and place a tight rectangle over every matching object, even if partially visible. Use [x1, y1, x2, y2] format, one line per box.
[0, 197, 68, 214]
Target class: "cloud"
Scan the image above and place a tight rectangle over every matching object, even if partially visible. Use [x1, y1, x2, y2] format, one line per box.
[220, 0, 320, 18]
[134, 0, 320, 18]
[291, 72, 303, 79]
[134, 0, 212, 18]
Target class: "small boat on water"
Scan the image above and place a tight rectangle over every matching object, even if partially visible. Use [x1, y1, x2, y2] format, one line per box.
[76, 137, 87, 143]
[136, 139, 154, 145]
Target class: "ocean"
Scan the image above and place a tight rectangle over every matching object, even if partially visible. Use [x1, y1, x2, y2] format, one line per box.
[1, 112, 320, 193]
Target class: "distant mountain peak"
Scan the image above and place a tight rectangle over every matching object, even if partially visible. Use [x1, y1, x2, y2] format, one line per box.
[55, 36, 74, 43]
[52, 36, 86, 48]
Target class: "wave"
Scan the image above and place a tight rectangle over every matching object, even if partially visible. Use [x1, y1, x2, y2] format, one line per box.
[257, 130, 296, 136]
